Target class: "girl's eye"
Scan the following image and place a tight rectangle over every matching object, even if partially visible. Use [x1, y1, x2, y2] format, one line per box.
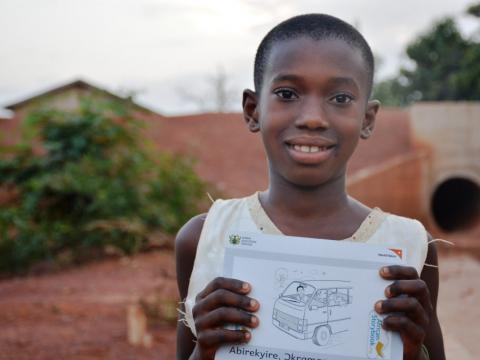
[274, 89, 298, 100]
[331, 94, 353, 104]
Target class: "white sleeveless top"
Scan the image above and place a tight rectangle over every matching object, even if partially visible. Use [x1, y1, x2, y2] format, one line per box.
[184, 193, 428, 337]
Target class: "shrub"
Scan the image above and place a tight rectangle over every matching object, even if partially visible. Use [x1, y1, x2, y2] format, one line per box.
[0, 99, 206, 273]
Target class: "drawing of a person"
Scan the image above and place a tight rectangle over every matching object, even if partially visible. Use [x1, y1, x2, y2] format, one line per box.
[296, 285, 307, 303]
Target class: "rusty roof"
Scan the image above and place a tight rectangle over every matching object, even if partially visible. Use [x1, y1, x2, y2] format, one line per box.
[4, 79, 157, 115]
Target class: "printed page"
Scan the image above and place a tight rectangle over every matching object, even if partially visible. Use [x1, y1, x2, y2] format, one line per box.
[216, 232, 405, 360]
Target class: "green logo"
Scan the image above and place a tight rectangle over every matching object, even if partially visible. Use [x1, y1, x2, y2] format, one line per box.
[229, 234, 241, 245]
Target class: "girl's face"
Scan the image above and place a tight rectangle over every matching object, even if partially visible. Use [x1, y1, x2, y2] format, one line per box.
[249, 36, 378, 188]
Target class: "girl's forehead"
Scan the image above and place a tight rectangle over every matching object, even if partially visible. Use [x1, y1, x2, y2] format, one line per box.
[263, 37, 369, 92]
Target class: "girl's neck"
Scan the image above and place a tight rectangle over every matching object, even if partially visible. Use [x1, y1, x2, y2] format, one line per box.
[259, 170, 369, 239]
[263, 172, 350, 218]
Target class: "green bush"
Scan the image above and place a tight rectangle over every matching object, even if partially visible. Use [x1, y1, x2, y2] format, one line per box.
[0, 99, 206, 273]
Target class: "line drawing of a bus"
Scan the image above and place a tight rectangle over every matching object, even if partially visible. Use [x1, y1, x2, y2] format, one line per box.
[272, 280, 353, 346]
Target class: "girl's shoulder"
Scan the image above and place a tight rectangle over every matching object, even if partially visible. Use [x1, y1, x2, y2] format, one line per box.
[174, 195, 251, 258]
[175, 195, 255, 285]
[368, 210, 429, 274]
[380, 211, 428, 239]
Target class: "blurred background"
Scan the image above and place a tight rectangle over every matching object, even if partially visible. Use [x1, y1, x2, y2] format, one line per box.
[0, 1, 479, 359]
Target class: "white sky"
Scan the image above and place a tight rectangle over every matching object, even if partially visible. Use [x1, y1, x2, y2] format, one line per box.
[0, 0, 478, 115]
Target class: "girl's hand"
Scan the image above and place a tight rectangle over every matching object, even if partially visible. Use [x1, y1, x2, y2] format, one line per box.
[191, 277, 260, 360]
[377, 265, 433, 360]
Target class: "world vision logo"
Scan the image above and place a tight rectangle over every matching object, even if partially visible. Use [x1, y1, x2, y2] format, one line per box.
[389, 248, 403, 259]
[229, 234, 241, 245]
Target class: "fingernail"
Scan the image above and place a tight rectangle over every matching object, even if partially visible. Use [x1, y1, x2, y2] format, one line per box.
[251, 316, 258, 326]
[242, 282, 250, 291]
[375, 300, 383, 313]
[385, 286, 392, 297]
[381, 267, 390, 276]
[244, 331, 251, 340]
[250, 299, 258, 309]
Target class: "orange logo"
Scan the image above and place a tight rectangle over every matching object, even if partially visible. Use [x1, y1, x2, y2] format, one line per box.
[389, 248, 403, 259]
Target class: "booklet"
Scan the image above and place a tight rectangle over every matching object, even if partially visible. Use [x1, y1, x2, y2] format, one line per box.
[215, 232, 405, 360]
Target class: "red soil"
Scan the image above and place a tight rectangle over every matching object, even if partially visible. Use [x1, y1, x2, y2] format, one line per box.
[0, 252, 178, 360]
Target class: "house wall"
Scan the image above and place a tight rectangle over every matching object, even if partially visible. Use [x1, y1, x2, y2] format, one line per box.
[145, 113, 269, 197]
[9, 87, 110, 114]
[0, 87, 142, 148]
[349, 108, 411, 175]
[145, 109, 413, 198]
[0, 115, 22, 147]
[347, 152, 428, 225]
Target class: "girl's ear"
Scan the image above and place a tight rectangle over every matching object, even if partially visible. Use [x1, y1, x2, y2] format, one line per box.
[242, 89, 260, 132]
[360, 100, 380, 139]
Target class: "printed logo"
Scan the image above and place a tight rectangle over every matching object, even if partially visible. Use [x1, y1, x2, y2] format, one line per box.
[367, 311, 390, 358]
[389, 248, 403, 259]
[229, 234, 241, 245]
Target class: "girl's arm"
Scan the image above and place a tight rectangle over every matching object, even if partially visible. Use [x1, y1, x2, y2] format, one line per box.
[176, 214, 205, 360]
[419, 240, 445, 360]
[175, 215, 259, 360]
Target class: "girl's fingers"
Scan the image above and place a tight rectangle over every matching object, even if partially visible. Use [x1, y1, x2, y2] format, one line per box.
[197, 328, 250, 348]
[376, 297, 429, 328]
[382, 315, 425, 345]
[380, 266, 419, 280]
[192, 278, 259, 358]
[193, 288, 259, 319]
[385, 280, 433, 314]
[196, 277, 250, 301]
[195, 307, 259, 331]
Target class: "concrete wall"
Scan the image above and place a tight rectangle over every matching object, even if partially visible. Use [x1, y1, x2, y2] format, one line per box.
[411, 102, 480, 187]
[410, 102, 480, 230]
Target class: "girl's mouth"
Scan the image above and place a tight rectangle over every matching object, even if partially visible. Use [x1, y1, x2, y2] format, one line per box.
[289, 144, 333, 153]
[286, 142, 336, 164]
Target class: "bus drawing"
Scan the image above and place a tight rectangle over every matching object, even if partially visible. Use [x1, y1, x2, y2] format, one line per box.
[272, 280, 352, 346]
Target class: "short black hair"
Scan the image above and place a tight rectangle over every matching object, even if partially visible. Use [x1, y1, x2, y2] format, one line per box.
[254, 14, 374, 95]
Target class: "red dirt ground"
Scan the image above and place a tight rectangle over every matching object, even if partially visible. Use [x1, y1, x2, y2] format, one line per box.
[0, 233, 478, 360]
[0, 252, 178, 360]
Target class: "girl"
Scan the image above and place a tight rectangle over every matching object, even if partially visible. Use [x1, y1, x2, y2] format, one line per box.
[176, 14, 445, 360]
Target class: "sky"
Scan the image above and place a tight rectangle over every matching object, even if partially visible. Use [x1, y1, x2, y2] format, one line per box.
[0, 0, 478, 115]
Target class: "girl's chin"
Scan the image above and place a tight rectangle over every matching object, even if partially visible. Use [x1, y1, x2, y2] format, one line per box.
[281, 171, 343, 189]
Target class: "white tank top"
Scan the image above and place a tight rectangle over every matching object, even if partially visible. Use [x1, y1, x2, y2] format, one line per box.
[183, 193, 428, 337]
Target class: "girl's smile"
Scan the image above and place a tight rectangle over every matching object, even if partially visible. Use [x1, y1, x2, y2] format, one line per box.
[285, 136, 336, 165]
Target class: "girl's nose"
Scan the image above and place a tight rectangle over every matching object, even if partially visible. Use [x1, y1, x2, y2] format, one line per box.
[294, 100, 329, 130]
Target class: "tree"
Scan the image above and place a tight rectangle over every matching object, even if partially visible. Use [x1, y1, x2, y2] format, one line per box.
[467, 2, 480, 18]
[0, 98, 206, 273]
[373, 16, 480, 105]
[177, 66, 237, 112]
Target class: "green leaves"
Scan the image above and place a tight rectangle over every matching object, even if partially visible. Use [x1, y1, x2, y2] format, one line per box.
[0, 99, 206, 274]
[373, 16, 480, 105]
